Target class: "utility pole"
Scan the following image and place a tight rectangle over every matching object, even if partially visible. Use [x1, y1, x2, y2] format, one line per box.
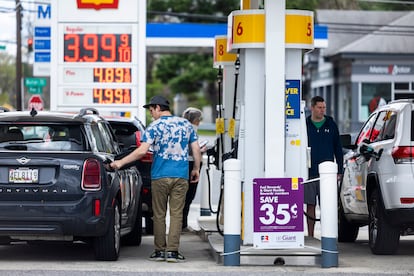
[15, 0, 22, 111]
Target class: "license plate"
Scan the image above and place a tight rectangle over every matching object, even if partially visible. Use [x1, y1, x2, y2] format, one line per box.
[9, 168, 39, 183]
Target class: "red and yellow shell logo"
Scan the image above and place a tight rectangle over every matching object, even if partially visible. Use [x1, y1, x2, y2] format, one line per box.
[77, 0, 119, 10]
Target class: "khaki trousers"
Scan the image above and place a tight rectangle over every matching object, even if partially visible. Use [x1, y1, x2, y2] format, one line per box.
[152, 178, 188, 252]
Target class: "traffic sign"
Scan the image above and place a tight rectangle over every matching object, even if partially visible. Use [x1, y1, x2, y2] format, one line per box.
[25, 77, 47, 87]
[28, 86, 42, 94]
[34, 39, 51, 50]
[34, 52, 51, 62]
[28, 95, 44, 111]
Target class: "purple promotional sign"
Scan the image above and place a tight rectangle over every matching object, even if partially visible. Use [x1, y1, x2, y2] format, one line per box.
[253, 178, 304, 248]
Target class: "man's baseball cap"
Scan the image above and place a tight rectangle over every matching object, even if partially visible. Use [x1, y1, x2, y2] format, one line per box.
[143, 95, 170, 109]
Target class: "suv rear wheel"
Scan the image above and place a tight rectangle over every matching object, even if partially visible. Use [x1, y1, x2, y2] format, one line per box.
[368, 189, 400, 255]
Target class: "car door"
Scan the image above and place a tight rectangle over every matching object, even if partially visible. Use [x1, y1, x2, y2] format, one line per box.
[93, 122, 136, 223]
[369, 110, 400, 209]
[341, 113, 379, 215]
[104, 121, 141, 222]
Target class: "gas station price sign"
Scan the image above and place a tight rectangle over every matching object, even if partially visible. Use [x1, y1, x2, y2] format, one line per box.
[59, 24, 136, 107]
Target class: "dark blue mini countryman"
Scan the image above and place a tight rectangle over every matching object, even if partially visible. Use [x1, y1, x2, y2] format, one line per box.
[0, 108, 143, 260]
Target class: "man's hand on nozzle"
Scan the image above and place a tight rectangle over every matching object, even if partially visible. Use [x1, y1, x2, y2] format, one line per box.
[110, 160, 123, 170]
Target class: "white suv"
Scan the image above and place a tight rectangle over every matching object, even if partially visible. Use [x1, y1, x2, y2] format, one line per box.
[339, 99, 414, 255]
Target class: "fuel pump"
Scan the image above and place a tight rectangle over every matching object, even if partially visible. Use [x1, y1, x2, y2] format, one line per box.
[204, 38, 239, 235]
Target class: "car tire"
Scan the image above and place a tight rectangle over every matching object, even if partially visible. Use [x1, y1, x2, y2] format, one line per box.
[145, 216, 154, 235]
[122, 196, 143, 246]
[338, 199, 359, 242]
[368, 189, 400, 255]
[94, 199, 121, 261]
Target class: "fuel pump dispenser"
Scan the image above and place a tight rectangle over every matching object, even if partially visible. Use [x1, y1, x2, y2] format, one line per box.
[204, 1, 336, 268]
[225, 2, 314, 249]
[200, 35, 238, 235]
[205, 4, 313, 245]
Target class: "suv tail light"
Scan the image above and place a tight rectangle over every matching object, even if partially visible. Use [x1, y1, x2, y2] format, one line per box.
[135, 131, 153, 163]
[141, 152, 153, 163]
[82, 158, 101, 190]
[135, 131, 141, 147]
[392, 146, 414, 164]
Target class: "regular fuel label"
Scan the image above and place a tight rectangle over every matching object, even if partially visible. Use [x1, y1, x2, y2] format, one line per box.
[253, 178, 304, 249]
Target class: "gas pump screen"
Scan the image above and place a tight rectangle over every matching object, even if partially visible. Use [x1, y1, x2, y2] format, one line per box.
[253, 178, 304, 249]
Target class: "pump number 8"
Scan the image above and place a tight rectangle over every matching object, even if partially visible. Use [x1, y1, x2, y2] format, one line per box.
[259, 203, 290, 225]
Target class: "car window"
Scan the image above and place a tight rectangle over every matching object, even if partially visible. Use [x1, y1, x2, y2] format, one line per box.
[411, 110, 414, 142]
[0, 124, 84, 151]
[99, 122, 119, 154]
[376, 111, 397, 141]
[370, 111, 388, 142]
[356, 114, 378, 145]
[90, 123, 107, 153]
[110, 122, 138, 149]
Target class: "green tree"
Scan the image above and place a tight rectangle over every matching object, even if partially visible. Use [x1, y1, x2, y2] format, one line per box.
[0, 53, 16, 108]
[148, 0, 238, 22]
[146, 0, 414, 122]
[147, 0, 239, 119]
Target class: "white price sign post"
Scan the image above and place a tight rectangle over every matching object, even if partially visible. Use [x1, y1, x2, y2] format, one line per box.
[253, 178, 304, 249]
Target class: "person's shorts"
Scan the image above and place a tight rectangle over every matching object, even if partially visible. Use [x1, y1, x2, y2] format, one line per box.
[304, 179, 320, 205]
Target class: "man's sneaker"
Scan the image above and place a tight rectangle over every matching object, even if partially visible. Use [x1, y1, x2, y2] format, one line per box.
[149, 250, 165, 261]
[166, 251, 185, 263]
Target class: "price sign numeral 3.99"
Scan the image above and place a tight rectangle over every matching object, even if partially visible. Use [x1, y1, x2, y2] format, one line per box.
[64, 33, 131, 63]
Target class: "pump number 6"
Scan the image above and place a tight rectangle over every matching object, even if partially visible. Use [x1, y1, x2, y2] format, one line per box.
[259, 203, 291, 225]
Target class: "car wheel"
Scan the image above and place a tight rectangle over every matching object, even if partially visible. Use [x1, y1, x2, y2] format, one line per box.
[145, 216, 154, 235]
[122, 196, 143, 246]
[338, 199, 359, 242]
[368, 189, 400, 255]
[94, 199, 121, 261]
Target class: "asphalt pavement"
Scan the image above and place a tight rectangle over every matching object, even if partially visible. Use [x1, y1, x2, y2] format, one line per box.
[0, 142, 413, 276]
[0, 204, 413, 275]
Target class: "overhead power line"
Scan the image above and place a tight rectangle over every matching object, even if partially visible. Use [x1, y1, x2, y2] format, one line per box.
[358, 0, 414, 4]
[319, 21, 414, 37]
[148, 10, 227, 23]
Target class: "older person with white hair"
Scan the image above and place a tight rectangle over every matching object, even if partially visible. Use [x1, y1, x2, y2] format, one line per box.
[181, 107, 207, 231]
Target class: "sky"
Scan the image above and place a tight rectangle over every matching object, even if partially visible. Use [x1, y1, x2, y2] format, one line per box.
[0, 0, 36, 56]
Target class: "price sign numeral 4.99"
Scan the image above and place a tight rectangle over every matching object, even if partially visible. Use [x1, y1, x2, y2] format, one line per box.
[93, 88, 131, 104]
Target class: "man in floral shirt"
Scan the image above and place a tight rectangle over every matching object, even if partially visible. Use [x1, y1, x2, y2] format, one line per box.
[111, 95, 201, 262]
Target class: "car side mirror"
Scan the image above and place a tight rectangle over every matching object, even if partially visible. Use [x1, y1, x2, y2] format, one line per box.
[341, 134, 357, 150]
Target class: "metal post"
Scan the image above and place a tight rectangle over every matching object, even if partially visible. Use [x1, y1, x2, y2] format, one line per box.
[319, 161, 338, 268]
[15, 0, 23, 111]
[223, 158, 241, 266]
[199, 155, 211, 216]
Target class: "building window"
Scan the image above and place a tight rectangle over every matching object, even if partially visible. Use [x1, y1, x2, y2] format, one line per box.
[394, 82, 409, 90]
[360, 83, 391, 122]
